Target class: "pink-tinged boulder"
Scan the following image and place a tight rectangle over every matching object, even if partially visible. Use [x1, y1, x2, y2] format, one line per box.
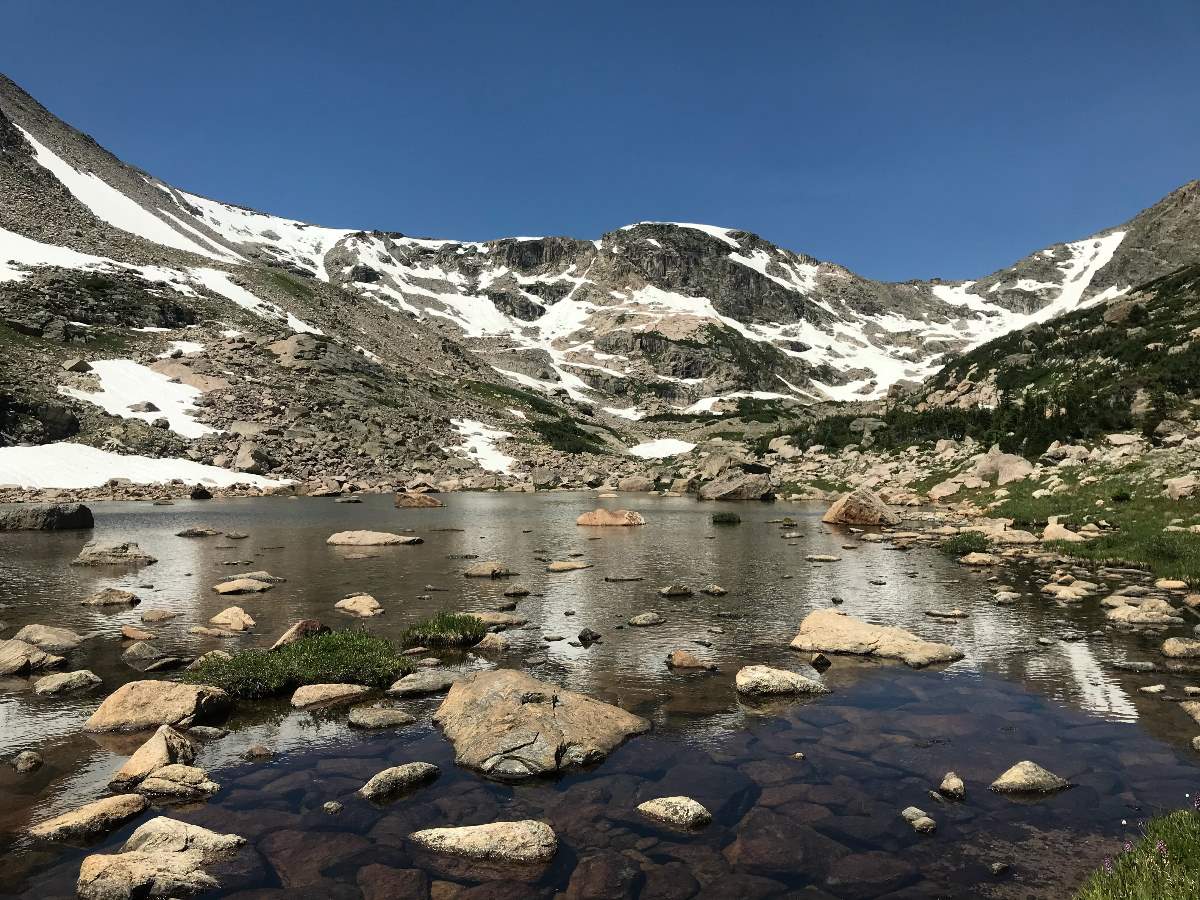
[576, 508, 645, 527]
[821, 487, 900, 526]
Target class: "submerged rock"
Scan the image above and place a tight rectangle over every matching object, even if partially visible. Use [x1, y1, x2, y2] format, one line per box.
[546, 560, 592, 572]
[433, 669, 649, 780]
[637, 796, 712, 829]
[81, 588, 141, 606]
[348, 705, 417, 729]
[463, 560, 513, 578]
[628, 612, 665, 627]
[409, 820, 557, 863]
[789, 609, 964, 668]
[358, 762, 439, 800]
[989, 761, 1070, 793]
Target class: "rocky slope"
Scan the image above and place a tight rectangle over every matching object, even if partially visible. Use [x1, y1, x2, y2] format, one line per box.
[1, 71, 1197, 492]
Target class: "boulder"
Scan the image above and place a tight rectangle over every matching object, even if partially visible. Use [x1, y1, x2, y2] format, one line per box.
[1106, 599, 1183, 627]
[270, 619, 329, 649]
[463, 610, 527, 630]
[546, 560, 592, 572]
[821, 487, 900, 526]
[358, 762, 440, 801]
[33, 669, 102, 695]
[1165, 475, 1198, 501]
[576, 508, 646, 527]
[395, 492, 445, 508]
[327, 530, 423, 546]
[734, 664, 829, 696]
[110, 725, 198, 790]
[82, 587, 141, 606]
[1043, 522, 1086, 542]
[628, 612, 665, 627]
[137, 764, 219, 799]
[959, 552, 1001, 566]
[1162, 637, 1200, 659]
[387, 670, 458, 697]
[636, 796, 712, 829]
[0, 639, 64, 676]
[472, 632, 509, 652]
[617, 475, 656, 493]
[698, 472, 774, 502]
[939, 772, 966, 801]
[464, 560, 513, 578]
[291, 683, 371, 708]
[989, 761, 1069, 793]
[72, 541, 157, 566]
[789, 609, 964, 668]
[209, 607, 254, 631]
[212, 577, 272, 595]
[433, 669, 650, 780]
[13, 624, 82, 653]
[29, 794, 147, 841]
[76, 817, 245, 900]
[84, 681, 231, 732]
[349, 705, 417, 729]
[666, 650, 716, 670]
[335, 594, 383, 617]
[409, 820, 557, 863]
[0, 503, 93, 531]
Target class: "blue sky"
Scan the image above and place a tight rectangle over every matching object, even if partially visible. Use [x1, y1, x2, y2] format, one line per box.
[5, 0, 1198, 280]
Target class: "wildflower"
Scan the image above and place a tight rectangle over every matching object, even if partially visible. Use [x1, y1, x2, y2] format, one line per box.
[1155, 839, 1168, 859]
[1102, 857, 1114, 875]
[1123, 840, 1134, 853]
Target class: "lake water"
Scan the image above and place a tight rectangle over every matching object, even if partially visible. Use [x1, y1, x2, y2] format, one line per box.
[1, 493, 1198, 898]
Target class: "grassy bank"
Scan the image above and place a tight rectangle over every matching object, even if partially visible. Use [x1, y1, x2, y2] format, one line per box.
[1075, 809, 1200, 899]
[982, 466, 1200, 584]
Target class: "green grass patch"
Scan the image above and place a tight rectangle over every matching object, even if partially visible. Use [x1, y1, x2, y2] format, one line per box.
[401, 612, 487, 649]
[711, 511, 742, 525]
[183, 630, 413, 699]
[528, 417, 608, 454]
[264, 270, 316, 301]
[1074, 809, 1200, 900]
[940, 531, 991, 556]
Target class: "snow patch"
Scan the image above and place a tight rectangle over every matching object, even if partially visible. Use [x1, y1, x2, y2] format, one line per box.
[448, 419, 515, 473]
[59, 359, 215, 438]
[627, 438, 696, 459]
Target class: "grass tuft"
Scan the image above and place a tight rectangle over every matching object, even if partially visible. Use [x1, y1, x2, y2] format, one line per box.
[400, 612, 487, 649]
[941, 531, 991, 556]
[1074, 809, 1200, 900]
[183, 629, 413, 699]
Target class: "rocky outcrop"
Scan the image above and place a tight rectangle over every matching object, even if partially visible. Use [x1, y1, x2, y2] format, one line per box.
[789, 609, 964, 668]
[576, 508, 646, 526]
[0, 502, 93, 530]
[409, 820, 557, 863]
[697, 472, 774, 501]
[433, 669, 650, 780]
[821, 487, 900, 526]
[84, 681, 231, 732]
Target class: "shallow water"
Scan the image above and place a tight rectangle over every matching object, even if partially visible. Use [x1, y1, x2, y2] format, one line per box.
[1, 493, 1198, 898]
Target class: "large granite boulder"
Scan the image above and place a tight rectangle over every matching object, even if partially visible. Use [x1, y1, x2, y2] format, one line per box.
[698, 472, 774, 502]
[735, 664, 829, 696]
[789, 609, 963, 668]
[821, 487, 900, 526]
[433, 669, 649, 780]
[84, 681, 231, 732]
[0, 503, 93, 531]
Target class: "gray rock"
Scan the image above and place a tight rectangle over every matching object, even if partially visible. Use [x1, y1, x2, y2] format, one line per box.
[0, 503, 93, 531]
[348, 705, 417, 729]
[33, 669, 101, 695]
[358, 762, 439, 800]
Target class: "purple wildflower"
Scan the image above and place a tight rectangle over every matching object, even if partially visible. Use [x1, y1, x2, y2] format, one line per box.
[1102, 857, 1114, 875]
[1123, 840, 1134, 854]
[1155, 839, 1168, 859]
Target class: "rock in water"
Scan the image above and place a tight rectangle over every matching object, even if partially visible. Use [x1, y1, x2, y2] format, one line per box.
[697, 472, 774, 501]
[0, 639, 64, 676]
[358, 762, 440, 800]
[666, 650, 716, 670]
[72, 541, 157, 566]
[395, 492, 445, 508]
[290, 684, 371, 708]
[84, 681, 231, 732]
[29, 794, 147, 841]
[137, 764, 219, 799]
[789, 609, 964, 668]
[628, 612, 665, 627]
[734, 665, 829, 696]
[409, 820, 557, 863]
[1162, 637, 1200, 659]
[82, 588, 141, 606]
[576, 508, 646, 526]
[820, 487, 901, 526]
[433, 669, 649, 780]
[939, 771, 966, 800]
[76, 817, 245, 900]
[270, 619, 329, 649]
[33, 669, 102, 695]
[326, 530, 423, 546]
[335, 594, 383, 617]
[212, 577, 273, 595]
[463, 560, 513, 578]
[110, 725, 198, 790]
[0, 503, 93, 531]
[989, 761, 1070, 793]
[637, 796, 713, 828]
[348, 705, 417, 729]
[12, 624, 82, 653]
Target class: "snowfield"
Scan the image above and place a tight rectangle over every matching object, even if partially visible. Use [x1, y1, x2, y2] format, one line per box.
[448, 419, 515, 473]
[627, 438, 697, 459]
[0, 443, 283, 489]
[59, 359, 215, 438]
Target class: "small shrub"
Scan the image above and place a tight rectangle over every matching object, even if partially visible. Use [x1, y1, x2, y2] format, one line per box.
[711, 512, 742, 525]
[941, 531, 991, 556]
[1111, 490, 1132, 503]
[183, 629, 413, 699]
[401, 612, 487, 649]
[1074, 809, 1200, 900]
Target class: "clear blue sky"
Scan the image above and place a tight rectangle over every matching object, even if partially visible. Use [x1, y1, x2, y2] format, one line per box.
[5, 0, 1197, 281]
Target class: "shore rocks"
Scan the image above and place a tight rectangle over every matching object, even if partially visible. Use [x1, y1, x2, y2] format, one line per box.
[0, 639, 64, 676]
[735, 664, 829, 696]
[335, 593, 383, 617]
[72, 541, 157, 566]
[33, 669, 101, 695]
[13, 623, 82, 653]
[0, 503, 93, 531]
[395, 492, 445, 508]
[637, 796, 713, 829]
[76, 817, 245, 900]
[29, 794, 147, 841]
[698, 472, 774, 502]
[84, 681, 231, 732]
[110, 725, 198, 790]
[433, 669, 650, 780]
[576, 508, 645, 526]
[290, 683, 371, 708]
[789, 609, 964, 668]
[409, 820, 557, 863]
[821, 487, 900, 526]
[359, 762, 439, 800]
[327, 530, 422, 546]
[990, 761, 1069, 793]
